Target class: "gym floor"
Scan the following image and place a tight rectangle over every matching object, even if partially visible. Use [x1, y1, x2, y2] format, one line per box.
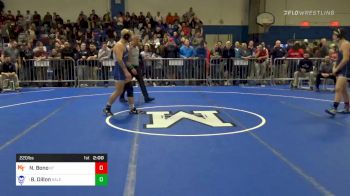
[0, 86, 349, 196]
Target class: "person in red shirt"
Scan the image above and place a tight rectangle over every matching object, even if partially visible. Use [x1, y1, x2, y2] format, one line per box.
[287, 42, 304, 58]
[181, 22, 191, 37]
[287, 42, 304, 77]
[254, 44, 269, 80]
[165, 12, 174, 25]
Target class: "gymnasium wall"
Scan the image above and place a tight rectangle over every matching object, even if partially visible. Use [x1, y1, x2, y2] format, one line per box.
[125, 0, 249, 26]
[266, 0, 350, 26]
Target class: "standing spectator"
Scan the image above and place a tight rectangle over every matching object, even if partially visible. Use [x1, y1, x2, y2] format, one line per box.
[138, 12, 146, 25]
[195, 41, 208, 81]
[88, 9, 100, 29]
[165, 38, 179, 58]
[190, 16, 203, 30]
[60, 41, 75, 86]
[32, 11, 41, 27]
[154, 11, 163, 23]
[287, 42, 304, 58]
[19, 42, 34, 82]
[222, 41, 234, 58]
[254, 44, 269, 80]
[291, 52, 315, 89]
[33, 43, 48, 85]
[16, 10, 23, 21]
[181, 22, 191, 37]
[234, 41, 241, 58]
[77, 42, 89, 86]
[87, 43, 98, 85]
[140, 43, 153, 79]
[1, 21, 10, 43]
[315, 56, 336, 92]
[191, 31, 203, 49]
[61, 41, 75, 60]
[98, 42, 111, 86]
[180, 39, 195, 83]
[166, 12, 174, 25]
[213, 41, 223, 57]
[184, 7, 195, 22]
[319, 38, 329, 58]
[329, 48, 338, 61]
[6, 10, 15, 22]
[55, 15, 64, 26]
[28, 25, 37, 45]
[271, 40, 287, 78]
[33, 41, 47, 53]
[180, 39, 195, 58]
[173, 13, 180, 23]
[247, 40, 255, 56]
[43, 12, 53, 27]
[24, 10, 32, 25]
[103, 12, 111, 26]
[77, 13, 89, 31]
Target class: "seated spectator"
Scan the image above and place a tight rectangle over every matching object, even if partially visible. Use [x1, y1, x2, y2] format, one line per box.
[2, 40, 20, 67]
[315, 56, 336, 91]
[0, 54, 20, 90]
[291, 52, 315, 89]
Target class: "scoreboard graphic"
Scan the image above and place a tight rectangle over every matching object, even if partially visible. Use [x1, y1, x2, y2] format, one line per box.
[16, 154, 108, 186]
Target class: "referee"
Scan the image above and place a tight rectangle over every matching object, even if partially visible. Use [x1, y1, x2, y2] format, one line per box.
[120, 35, 155, 103]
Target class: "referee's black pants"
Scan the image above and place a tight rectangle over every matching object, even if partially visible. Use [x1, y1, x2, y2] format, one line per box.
[121, 65, 149, 100]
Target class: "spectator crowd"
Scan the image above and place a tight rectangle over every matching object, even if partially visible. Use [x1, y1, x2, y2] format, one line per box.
[0, 7, 344, 90]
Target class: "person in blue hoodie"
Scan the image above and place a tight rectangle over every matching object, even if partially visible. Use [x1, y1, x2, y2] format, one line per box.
[180, 39, 195, 81]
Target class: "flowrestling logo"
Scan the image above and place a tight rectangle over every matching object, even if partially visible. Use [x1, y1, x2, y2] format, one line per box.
[106, 105, 266, 137]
